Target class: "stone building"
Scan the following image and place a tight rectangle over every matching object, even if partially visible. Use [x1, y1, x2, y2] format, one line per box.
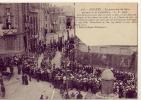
[0, 3, 75, 55]
[22, 3, 39, 53]
[0, 4, 25, 56]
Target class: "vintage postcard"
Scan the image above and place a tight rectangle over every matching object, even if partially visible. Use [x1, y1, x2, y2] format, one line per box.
[0, 2, 138, 100]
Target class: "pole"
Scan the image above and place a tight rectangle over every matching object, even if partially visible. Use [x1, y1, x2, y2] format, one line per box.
[88, 46, 91, 65]
[67, 29, 69, 41]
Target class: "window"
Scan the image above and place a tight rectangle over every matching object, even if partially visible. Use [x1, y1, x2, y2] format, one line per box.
[27, 16, 29, 22]
[5, 8, 12, 29]
[120, 48, 130, 55]
[5, 36, 15, 50]
[0, 16, 2, 23]
[6, 8, 10, 13]
[30, 17, 33, 23]
[46, 16, 48, 20]
[23, 14, 26, 23]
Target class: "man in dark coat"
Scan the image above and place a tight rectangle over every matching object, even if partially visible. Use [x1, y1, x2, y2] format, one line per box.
[36, 69, 41, 82]
[119, 86, 124, 98]
[17, 58, 22, 75]
[22, 74, 25, 85]
[24, 74, 28, 85]
[0, 58, 4, 72]
[1, 84, 5, 97]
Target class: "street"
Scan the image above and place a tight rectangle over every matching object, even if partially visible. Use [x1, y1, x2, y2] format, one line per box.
[0, 29, 75, 100]
[2, 49, 92, 100]
[0, 3, 137, 99]
[1, 49, 64, 100]
[2, 68, 62, 100]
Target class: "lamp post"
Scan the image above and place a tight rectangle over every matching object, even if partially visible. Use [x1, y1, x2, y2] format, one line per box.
[88, 46, 91, 65]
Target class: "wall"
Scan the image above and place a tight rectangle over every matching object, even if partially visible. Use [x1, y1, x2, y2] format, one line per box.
[0, 4, 25, 55]
[78, 43, 137, 55]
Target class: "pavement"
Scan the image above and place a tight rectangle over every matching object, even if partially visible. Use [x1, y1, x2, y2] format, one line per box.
[0, 49, 78, 100]
[0, 50, 63, 100]
[1, 68, 62, 100]
[0, 52, 109, 100]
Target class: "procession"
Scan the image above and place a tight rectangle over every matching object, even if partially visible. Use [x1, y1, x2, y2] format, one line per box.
[0, 3, 138, 100]
[0, 34, 137, 99]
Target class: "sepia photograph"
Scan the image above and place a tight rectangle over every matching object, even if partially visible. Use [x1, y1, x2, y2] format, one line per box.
[0, 2, 138, 99]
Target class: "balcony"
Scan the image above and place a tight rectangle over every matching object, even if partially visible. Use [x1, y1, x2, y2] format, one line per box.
[0, 24, 17, 36]
[2, 28, 17, 35]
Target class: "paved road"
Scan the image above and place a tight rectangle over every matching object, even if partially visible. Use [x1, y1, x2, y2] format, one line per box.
[1, 68, 62, 100]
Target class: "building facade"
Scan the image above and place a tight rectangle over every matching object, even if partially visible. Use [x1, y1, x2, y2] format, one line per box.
[0, 3, 75, 55]
[22, 3, 42, 53]
[76, 42, 137, 72]
[0, 4, 25, 56]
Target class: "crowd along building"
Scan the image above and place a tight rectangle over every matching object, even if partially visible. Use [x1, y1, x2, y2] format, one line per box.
[0, 3, 75, 56]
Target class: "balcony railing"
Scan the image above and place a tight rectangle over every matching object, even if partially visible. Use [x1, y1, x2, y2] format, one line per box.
[0, 25, 17, 36]
[2, 28, 17, 35]
[2, 26, 15, 29]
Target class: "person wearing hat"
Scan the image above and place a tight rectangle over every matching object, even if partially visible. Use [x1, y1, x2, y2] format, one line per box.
[22, 74, 25, 85]
[1, 84, 5, 97]
[24, 74, 28, 85]
[40, 94, 44, 100]
[0, 75, 3, 85]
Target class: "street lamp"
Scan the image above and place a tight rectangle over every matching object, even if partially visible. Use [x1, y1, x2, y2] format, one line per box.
[88, 46, 91, 65]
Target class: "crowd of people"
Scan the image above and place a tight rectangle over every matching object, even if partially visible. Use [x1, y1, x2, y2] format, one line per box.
[0, 36, 137, 99]
[0, 56, 15, 98]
